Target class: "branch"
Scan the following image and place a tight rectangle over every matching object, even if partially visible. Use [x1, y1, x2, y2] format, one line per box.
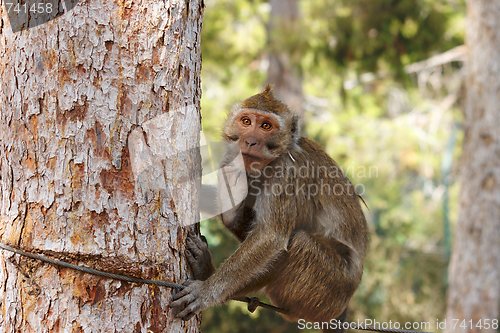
[406, 45, 466, 74]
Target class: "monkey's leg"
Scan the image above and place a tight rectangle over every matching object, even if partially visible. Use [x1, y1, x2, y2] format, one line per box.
[231, 250, 288, 297]
[265, 231, 355, 323]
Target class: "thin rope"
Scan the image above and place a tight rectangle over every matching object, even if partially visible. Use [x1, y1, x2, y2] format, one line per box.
[0, 242, 431, 333]
[0, 242, 285, 314]
[346, 326, 431, 333]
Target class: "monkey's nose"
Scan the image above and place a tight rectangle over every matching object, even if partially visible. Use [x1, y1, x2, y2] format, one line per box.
[245, 138, 258, 147]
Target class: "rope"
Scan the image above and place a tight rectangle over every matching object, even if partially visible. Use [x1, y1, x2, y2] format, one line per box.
[0, 242, 284, 313]
[0, 242, 182, 288]
[0, 242, 431, 333]
[346, 326, 431, 333]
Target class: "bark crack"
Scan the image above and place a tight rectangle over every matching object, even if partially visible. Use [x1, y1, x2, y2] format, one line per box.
[8, 163, 14, 212]
[17, 198, 28, 247]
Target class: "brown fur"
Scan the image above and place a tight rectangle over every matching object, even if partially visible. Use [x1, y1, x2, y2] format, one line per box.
[240, 85, 290, 115]
[172, 88, 369, 326]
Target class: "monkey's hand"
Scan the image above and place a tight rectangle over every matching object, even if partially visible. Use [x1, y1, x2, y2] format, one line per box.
[186, 233, 215, 281]
[171, 280, 211, 321]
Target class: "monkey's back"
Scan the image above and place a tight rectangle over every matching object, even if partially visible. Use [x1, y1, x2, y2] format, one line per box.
[263, 137, 369, 321]
[289, 137, 368, 256]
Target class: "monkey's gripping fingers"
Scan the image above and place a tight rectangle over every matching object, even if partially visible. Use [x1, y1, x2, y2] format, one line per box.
[186, 233, 215, 281]
[171, 280, 209, 321]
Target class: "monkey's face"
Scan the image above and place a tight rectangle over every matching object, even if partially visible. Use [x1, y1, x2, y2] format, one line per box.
[224, 109, 284, 173]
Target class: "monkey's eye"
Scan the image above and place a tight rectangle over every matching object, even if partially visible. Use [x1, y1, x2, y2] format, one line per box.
[241, 117, 251, 126]
[261, 122, 273, 131]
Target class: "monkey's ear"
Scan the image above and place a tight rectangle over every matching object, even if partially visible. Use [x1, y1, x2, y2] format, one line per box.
[291, 115, 301, 144]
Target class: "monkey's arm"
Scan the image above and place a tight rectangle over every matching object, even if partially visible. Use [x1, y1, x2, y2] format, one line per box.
[171, 225, 290, 320]
[207, 225, 289, 297]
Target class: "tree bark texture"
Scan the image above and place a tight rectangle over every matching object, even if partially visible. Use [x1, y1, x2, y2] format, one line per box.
[0, 0, 203, 332]
[445, 1, 500, 332]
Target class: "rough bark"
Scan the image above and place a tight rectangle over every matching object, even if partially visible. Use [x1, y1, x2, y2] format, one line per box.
[445, 1, 500, 332]
[0, 0, 203, 332]
[266, 0, 304, 117]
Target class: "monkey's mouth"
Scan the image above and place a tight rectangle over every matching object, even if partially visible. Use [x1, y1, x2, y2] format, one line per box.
[242, 152, 261, 159]
[241, 152, 269, 163]
[241, 153, 273, 172]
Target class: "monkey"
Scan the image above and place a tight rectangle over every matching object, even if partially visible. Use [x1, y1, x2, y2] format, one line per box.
[171, 86, 369, 332]
[185, 233, 215, 282]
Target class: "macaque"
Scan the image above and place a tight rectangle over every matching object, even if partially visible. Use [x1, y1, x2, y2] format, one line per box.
[172, 87, 368, 331]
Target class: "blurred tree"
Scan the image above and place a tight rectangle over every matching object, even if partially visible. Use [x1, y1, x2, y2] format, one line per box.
[445, 2, 500, 332]
[266, 0, 305, 116]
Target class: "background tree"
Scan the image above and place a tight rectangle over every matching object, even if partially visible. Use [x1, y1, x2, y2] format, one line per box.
[0, 1, 203, 332]
[445, 1, 500, 332]
[266, 0, 304, 117]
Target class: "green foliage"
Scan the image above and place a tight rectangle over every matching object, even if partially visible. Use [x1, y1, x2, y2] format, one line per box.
[303, 0, 465, 77]
[199, 0, 464, 332]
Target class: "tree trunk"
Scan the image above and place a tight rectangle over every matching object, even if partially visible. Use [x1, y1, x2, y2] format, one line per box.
[445, 1, 500, 332]
[266, 0, 304, 117]
[0, 1, 203, 332]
